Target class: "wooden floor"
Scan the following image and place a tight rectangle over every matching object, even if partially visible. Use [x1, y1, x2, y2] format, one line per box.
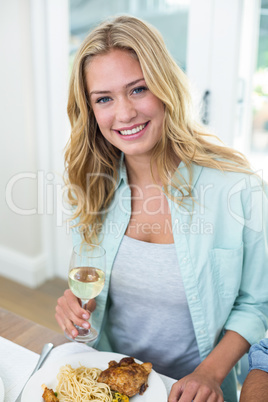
[0, 275, 68, 333]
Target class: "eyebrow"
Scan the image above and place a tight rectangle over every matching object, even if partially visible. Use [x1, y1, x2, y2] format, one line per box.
[89, 78, 145, 97]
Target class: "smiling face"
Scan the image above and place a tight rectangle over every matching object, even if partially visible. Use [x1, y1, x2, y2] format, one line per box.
[85, 49, 165, 161]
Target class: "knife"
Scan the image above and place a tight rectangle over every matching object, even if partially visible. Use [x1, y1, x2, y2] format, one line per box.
[14, 342, 54, 402]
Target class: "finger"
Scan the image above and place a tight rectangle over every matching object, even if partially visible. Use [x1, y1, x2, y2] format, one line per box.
[195, 387, 223, 402]
[55, 306, 76, 338]
[55, 310, 66, 332]
[64, 289, 90, 318]
[56, 290, 94, 337]
[206, 393, 221, 402]
[176, 381, 198, 402]
[193, 386, 212, 402]
[207, 394, 219, 402]
[57, 301, 91, 331]
[86, 299, 96, 312]
[58, 290, 90, 322]
[168, 382, 183, 402]
[55, 304, 79, 338]
[55, 313, 77, 340]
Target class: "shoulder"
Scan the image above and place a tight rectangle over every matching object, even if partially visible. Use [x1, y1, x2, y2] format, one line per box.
[183, 163, 268, 224]
[194, 163, 265, 198]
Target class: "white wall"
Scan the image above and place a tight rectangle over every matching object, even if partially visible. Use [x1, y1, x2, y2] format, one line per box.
[0, 0, 39, 254]
[31, 0, 72, 280]
[0, 0, 46, 286]
[0, 0, 71, 287]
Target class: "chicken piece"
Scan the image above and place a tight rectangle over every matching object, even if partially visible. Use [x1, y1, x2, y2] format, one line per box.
[97, 357, 152, 397]
[41, 384, 59, 402]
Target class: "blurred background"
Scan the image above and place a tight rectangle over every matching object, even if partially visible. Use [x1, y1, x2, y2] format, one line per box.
[0, 0, 267, 322]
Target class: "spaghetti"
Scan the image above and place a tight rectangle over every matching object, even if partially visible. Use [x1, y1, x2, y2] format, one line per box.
[56, 364, 112, 402]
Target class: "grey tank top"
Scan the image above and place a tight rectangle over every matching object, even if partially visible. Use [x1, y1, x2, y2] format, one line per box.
[106, 235, 201, 379]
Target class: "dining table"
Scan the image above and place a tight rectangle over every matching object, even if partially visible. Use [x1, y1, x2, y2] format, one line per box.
[0, 307, 177, 401]
[0, 307, 68, 353]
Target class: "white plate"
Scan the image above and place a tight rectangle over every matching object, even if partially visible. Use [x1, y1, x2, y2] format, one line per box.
[0, 377, 4, 402]
[21, 351, 167, 402]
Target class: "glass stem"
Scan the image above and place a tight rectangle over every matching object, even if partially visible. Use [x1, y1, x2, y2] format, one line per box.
[81, 299, 93, 328]
[81, 299, 88, 309]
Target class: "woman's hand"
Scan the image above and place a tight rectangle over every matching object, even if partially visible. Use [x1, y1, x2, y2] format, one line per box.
[168, 365, 224, 402]
[55, 289, 96, 339]
[168, 330, 250, 401]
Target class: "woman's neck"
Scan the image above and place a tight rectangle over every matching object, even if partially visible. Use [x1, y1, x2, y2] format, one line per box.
[124, 154, 161, 187]
[124, 152, 181, 187]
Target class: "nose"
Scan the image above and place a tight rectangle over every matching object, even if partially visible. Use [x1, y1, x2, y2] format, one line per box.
[115, 97, 137, 123]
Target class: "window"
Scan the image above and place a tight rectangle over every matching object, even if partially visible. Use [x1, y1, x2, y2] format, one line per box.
[251, 0, 268, 152]
[69, 0, 190, 71]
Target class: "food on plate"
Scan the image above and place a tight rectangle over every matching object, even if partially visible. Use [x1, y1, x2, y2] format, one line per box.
[97, 357, 152, 397]
[41, 384, 59, 402]
[56, 364, 112, 401]
[41, 356, 151, 401]
[112, 393, 129, 402]
[42, 379, 128, 402]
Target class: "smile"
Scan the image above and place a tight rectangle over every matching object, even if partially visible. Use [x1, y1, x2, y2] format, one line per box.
[119, 123, 148, 136]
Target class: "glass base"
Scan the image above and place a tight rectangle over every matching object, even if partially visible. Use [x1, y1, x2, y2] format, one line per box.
[64, 326, 98, 343]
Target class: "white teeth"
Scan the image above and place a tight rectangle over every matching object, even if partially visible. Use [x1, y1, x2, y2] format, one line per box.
[119, 123, 146, 135]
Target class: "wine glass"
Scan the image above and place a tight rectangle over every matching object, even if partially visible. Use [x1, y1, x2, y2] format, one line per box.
[65, 243, 106, 343]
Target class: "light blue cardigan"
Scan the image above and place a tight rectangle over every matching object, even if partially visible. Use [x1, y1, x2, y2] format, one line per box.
[72, 158, 268, 402]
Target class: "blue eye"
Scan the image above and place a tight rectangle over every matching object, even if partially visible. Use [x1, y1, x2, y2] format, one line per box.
[133, 86, 148, 94]
[96, 96, 111, 104]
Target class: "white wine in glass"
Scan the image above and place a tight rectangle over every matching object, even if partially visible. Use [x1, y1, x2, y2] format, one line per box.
[65, 243, 106, 342]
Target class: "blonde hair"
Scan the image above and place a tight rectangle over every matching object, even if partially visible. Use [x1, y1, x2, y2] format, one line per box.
[65, 15, 251, 243]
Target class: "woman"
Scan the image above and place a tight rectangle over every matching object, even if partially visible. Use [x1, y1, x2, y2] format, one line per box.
[55, 15, 268, 402]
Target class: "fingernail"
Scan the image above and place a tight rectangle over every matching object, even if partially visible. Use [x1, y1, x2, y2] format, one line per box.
[82, 314, 89, 319]
[72, 330, 76, 337]
[82, 322, 90, 329]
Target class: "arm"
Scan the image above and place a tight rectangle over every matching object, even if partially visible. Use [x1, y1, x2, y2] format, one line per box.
[240, 369, 268, 402]
[223, 177, 268, 346]
[240, 338, 268, 402]
[169, 179, 268, 402]
[169, 330, 250, 402]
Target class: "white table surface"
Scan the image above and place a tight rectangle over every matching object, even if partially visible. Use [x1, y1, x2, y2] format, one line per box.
[0, 336, 176, 401]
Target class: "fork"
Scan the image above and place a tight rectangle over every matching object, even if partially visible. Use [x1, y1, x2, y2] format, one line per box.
[14, 342, 54, 402]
